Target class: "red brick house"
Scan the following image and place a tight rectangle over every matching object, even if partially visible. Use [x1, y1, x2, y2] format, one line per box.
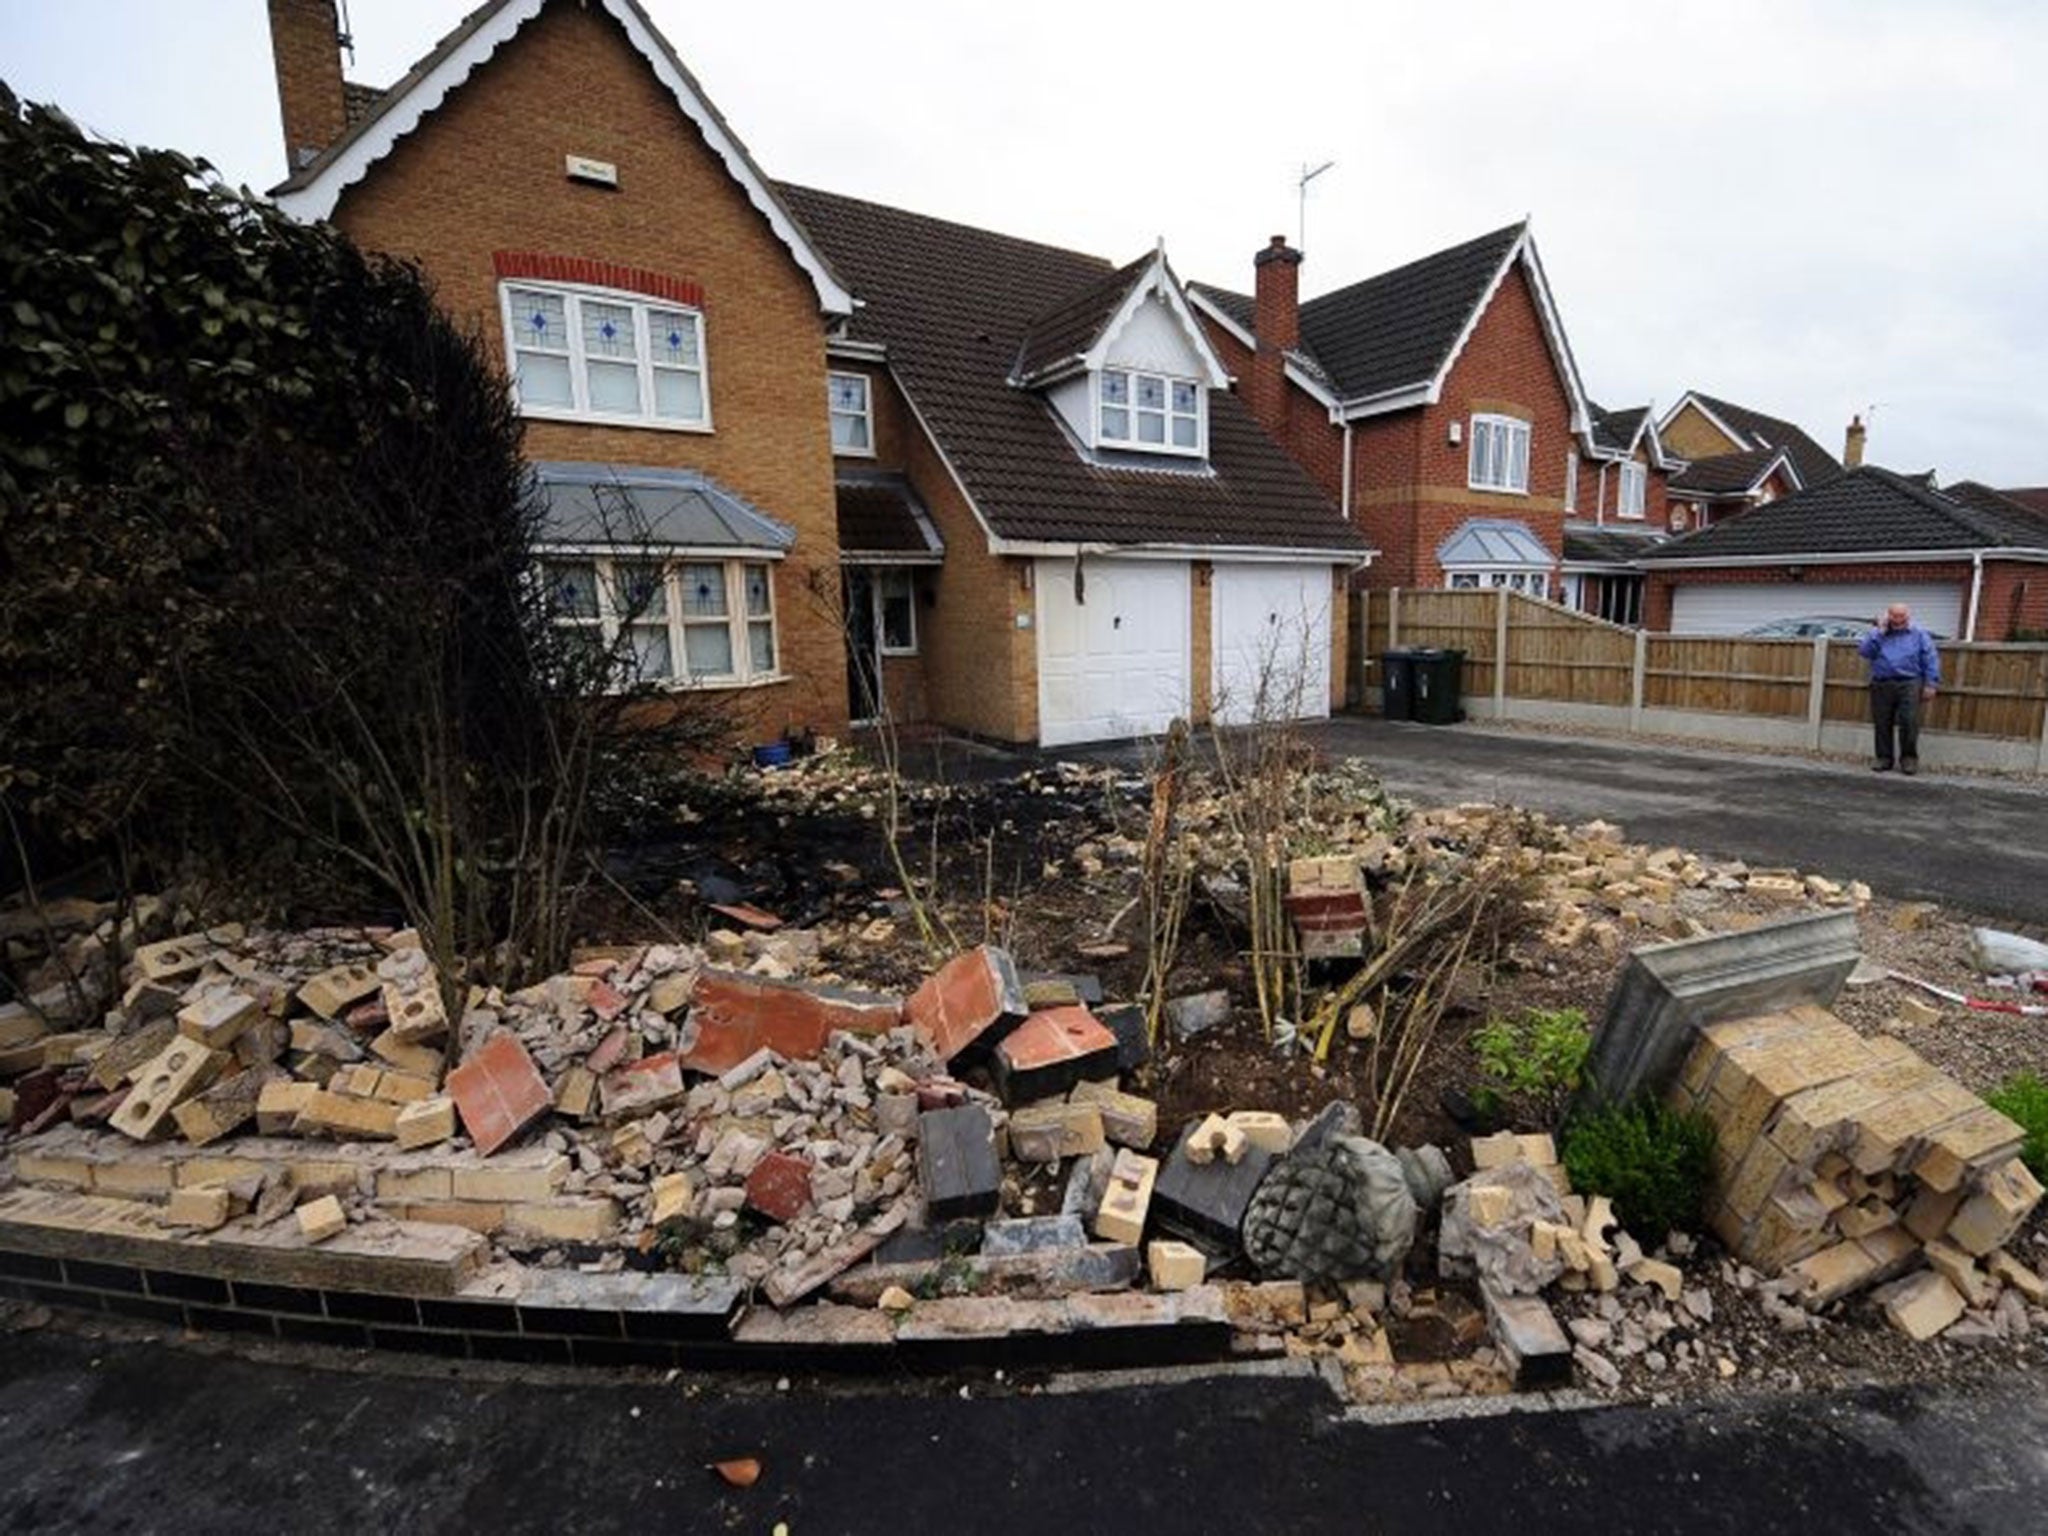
[1188, 224, 1596, 599]
[264, 0, 1366, 748]
[1558, 404, 1686, 624]
[1639, 467, 2048, 640]
[1656, 391, 1843, 530]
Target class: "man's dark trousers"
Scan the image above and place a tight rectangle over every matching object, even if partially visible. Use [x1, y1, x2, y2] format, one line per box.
[1871, 678, 1920, 768]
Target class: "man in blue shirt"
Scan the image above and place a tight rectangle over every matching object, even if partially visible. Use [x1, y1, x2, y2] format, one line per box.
[1858, 602, 1941, 774]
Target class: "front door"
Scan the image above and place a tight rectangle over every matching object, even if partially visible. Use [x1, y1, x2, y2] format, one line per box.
[843, 568, 881, 721]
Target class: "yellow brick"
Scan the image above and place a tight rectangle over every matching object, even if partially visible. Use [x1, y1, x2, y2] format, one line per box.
[1767, 1074, 1891, 1165]
[257, 1079, 319, 1135]
[165, 1185, 232, 1230]
[381, 980, 448, 1044]
[15, 1152, 94, 1190]
[296, 1194, 347, 1242]
[1903, 1184, 1965, 1243]
[1723, 1138, 1792, 1221]
[111, 1039, 228, 1141]
[294, 1090, 401, 1141]
[450, 1154, 569, 1204]
[176, 990, 261, 1049]
[394, 1095, 457, 1150]
[502, 1197, 619, 1243]
[297, 961, 380, 1021]
[1785, 1240, 1879, 1306]
[1948, 1158, 2045, 1256]
[1094, 1148, 1158, 1245]
[377, 1165, 454, 1202]
[1911, 1105, 2024, 1194]
[90, 1159, 176, 1197]
[371, 1069, 438, 1105]
[650, 1171, 694, 1226]
[1147, 1239, 1205, 1291]
[398, 1200, 505, 1233]
[369, 1030, 445, 1078]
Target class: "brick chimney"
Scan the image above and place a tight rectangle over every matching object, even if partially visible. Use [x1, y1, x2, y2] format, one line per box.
[266, 0, 348, 172]
[1247, 235, 1302, 434]
[1844, 413, 1867, 469]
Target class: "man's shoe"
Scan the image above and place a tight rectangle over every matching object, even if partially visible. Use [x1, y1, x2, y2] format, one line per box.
[1873, 760, 1894, 772]
[1902, 759, 1919, 776]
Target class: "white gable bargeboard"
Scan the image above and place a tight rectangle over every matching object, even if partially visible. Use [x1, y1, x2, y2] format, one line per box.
[1102, 292, 1209, 379]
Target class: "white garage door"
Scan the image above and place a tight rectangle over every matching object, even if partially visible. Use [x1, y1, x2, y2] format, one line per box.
[1212, 562, 1333, 726]
[1036, 557, 1190, 747]
[1670, 581, 1963, 638]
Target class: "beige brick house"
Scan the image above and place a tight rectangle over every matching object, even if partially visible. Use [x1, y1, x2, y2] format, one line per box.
[264, 0, 1367, 748]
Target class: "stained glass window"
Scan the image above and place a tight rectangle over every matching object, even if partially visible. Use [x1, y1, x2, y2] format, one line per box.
[502, 284, 706, 426]
[1098, 368, 1200, 453]
[828, 371, 871, 452]
[544, 558, 776, 689]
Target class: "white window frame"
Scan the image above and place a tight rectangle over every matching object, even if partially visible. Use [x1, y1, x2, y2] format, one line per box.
[542, 555, 778, 689]
[1617, 460, 1647, 520]
[1095, 367, 1205, 457]
[1564, 449, 1579, 513]
[1467, 413, 1531, 494]
[1445, 567, 1544, 595]
[876, 567, 917, 655]
[500, 280, 712, 433]
[828, 371, 874, 457]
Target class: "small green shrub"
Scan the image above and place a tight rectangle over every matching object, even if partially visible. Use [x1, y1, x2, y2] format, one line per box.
[1562, 1100, 1717, 1239]
[1986, 1072, 2048, 1182]
[1472, 1006, 1591, 1127]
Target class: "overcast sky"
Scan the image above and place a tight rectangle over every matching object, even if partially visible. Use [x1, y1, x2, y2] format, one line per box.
[4, 0, 2044, 486]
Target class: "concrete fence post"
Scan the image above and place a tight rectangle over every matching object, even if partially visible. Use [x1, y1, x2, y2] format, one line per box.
[1494, 586, 1510, 715]
[1388, 588, 1402, 651]
[2036, 689, 2048, 774]
[1629, 628, 1648, 734]
[1807, 636, 1829, 749]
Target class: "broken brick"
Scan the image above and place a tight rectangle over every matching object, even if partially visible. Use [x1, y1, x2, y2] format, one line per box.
[110, 1039, 228, 1142]
[991, 1006, 1118, 1106]
[745, 1150, 814, 1223]
[446, 1033, 552, 1155]
[298, 961, 381, 1021]
[1093, 1147, 1159, 1246]
[296, 1194, 346, 1243]
[679, 970, 902, 1074]
[599, 1051, 685, 1118]
[1007, 1100, 1106, 1162]
[906, 945, 1028, 1065]
[175, 991, 260, 1050]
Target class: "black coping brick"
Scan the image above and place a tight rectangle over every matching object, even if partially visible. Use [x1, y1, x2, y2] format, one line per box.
[185, 1305, 279, 1339]
[145, 1270, 231, 1305]
[418, 1298, 520, 1333]
[468, 1332, 573, 1366]
[517, 1305, 624, 1339]
[368, 1327, 471, 1359]
[275, 1316, 371, 1350]
[62, 1259, 145, 1294]
[323, 1291, 422, 1326]
[230, 1280, 324, 1314]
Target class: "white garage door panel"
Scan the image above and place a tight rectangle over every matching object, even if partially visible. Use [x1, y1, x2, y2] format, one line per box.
[1036, 558, 1190, 747]
[1670, 581, 1963, 638]
[1212, 562, 1333, 726]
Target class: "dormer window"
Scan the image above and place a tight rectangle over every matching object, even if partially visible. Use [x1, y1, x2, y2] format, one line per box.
[1098, 368, 1203, 455]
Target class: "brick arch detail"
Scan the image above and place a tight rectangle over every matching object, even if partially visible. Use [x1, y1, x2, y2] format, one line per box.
[492, 251, 705, 310]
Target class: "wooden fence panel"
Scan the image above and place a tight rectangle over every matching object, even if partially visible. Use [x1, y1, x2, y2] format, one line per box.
[1644, 636, 1811, 718]
[1823, 641, 2048, 739]
[1502, 592, 1635, 705]
[1387, 590, 1499, 700]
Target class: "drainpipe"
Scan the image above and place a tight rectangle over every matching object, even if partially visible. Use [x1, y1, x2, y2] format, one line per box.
[1965, 550, 1985, 641]
[1340, 422, 1355, 523]
[1596, 463, 1610, 525]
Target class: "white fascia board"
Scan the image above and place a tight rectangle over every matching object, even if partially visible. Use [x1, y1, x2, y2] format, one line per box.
[533, 540, 788, 560]
[1182, 285, 1338, 409]
[988, 538, 1374, 566]
[1185, 286, 1254, 349]
[1082, 253, 1232, 391]
[826, 337, 888, 363]
[1336, 381, 1437, 421]
[1746, 449, 1796, 493]
[273, 0, 854, 317]
[1642, 547, 2043, 570]
[1397, 228, 1591, 437]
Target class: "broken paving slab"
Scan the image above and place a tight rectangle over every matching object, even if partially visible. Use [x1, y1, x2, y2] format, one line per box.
[1583, 909, 1860, 1107]
[446, 1033, 551, 1156]
[831, 1240, 1140, 1305]
[979, 1214, 1087, 1257]
[991, 1006, 1118, 1105]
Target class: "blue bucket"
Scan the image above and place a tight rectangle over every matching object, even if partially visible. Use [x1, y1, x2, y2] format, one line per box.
[752, 740, 794, 769]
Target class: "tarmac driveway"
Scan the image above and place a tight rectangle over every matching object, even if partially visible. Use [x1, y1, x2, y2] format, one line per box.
[1296, 719, 2048, 928]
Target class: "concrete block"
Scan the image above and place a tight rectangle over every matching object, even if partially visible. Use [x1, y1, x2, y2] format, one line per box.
[1164, 990, 1230, 1040]
[296, 1194, 346, 1243]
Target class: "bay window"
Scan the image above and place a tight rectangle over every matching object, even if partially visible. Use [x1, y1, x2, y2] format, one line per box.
[502, 282, 709, 429]
[1468, 414, 1531, 493]
[543, 556, 777, 686]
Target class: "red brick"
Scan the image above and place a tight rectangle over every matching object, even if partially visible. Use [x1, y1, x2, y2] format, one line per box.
[584, 1025, 631, 1075]
[599, 1051, 685, 1117]
[677, 970, 902, 1075]
[992, 1006, 1120, 1105]
[586, 979, 629, 1021]
[906, 946, 1028, 1064]
[745, 1150, 813, 1223]
[446, 1033, 552, 1156]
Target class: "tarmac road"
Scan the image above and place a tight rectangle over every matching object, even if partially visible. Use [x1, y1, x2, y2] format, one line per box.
[0, 1325, 2043, 1534]
[1307, 719, 2048, 928]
